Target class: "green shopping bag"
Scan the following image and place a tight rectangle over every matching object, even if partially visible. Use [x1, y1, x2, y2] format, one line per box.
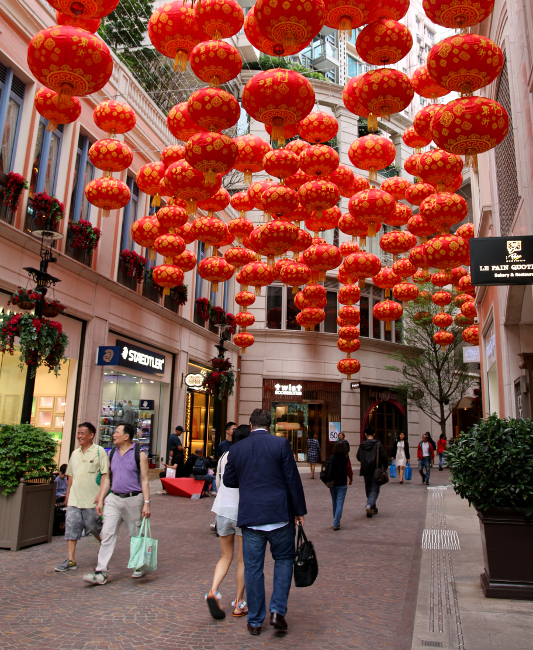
[128, 517, 158, 573]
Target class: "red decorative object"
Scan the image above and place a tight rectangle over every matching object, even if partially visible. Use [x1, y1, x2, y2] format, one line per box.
[434, 329, 455, 349]
[198, 188, 231, 217]
[290, 228, 313, 253]
[299, 111, 339, 143]
[413, 104, 445, 140]
[28, 26, 113, 103]
[356, 19, 413, 66]
[152, 263, 184, 295]
[432, 290, 453, 313]
[230, 191, 255, 217]
[455, 314, 474, 327]
[338, 325, 361, 340]
[193, 217, 228, 247]
[234, 331, 255, 353]
[393, 282, 419, 302]
[119, 250, 146, 282]
[409, 243, 429, 269]
[161, 145, 186, 168]
[285, 169, 314, 191]
[166, 160, 222, 214]
[185, 133, 238, 184]
[337, 338, 361, 355]
[456, 223, 474, 240]
[461, 300, 477, 319]
[190, 40, 242, 88]
[248, 178, 277, 212]
[154, 233, 186, 263]
[373, 299, 403, 330]
[303, 243, 343, 281]
[93, 100, 136, 136]
[352, 69, 414, 130]
[344, 251, 381, 287]
[339, 241, 360, 258]
[425, 234, 469, 270]
[300, 145, 339, 178]
[48, 0, 118, 19]
[324, 0, 374, 36]
[433, 312, 453, 329]
[407, 215, 434, 243]
[462, 324, 479, 345]
[194, 0, 244, 39]
[386, 202, 413, 228]
[348, 134, 396, 180]
[327, 164, 357, 199]
[458, 274, 475, 294]
[417, 149, 463, 191]
[56, 11, 101, 32]
[431, 270, 453, 287]
[423, 0, 495, 28]
[373, 0, 409, 20]
[405, 182, 435, 206]
[404, 153, 421, 178]
[234, 311, 255, 329]
[297, 307, 326, 330]
[451, 266, 468, 286]
[242, 69, 315, 144]
[298, 180, 340, 214]
[393, 257, 417, 278]
[34, 88, 81, 132]
[420, 192, 469, 231]
[379, 230, 417, 261]
[198, 257, 235, 292]
[156, 206, 188, 232]
[136, 161, 166, 207]
[167, 102, 202, 141]
[263, 149, 300, 181]
[305, 205, 340, 233]
[402, 125, 431, 154]
[85, 177, 130, 218]
[88, 139, 133, 174]
[338, 213, 373, 245]
[411, 65, 449, 100]
[338, 305, 361, 326]
[337, 357, 361, 379]
[240, 261, 275, 295]
[373, 267, 400, 297]
[236, 290, 256, 309]
[380, 177, 411, 201]
[427, 34, 504, 95]
[176, 222, 197, 245]
[262, 186, 299, 218]
[280, 261, 313, 290]
[349, 188, 395, 237]
[188, 88, 240, 133]
[173, 249, 197, 272]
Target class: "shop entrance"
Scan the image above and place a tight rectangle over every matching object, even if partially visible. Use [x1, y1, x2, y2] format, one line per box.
[271, 402, 327, 461]
[363, 400, 406, 457]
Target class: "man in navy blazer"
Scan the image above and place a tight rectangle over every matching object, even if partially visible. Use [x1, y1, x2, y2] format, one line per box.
[223, 408, 307, 636]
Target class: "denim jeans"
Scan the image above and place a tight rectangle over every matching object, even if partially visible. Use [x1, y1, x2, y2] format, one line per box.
[363, 473, 380, 508]
[196, 474, 216, 492]
[438, 452, 445, 468]
[242, 522, 295, 627]
[418, 457, 431, 482]
[330, 485, 348, 527]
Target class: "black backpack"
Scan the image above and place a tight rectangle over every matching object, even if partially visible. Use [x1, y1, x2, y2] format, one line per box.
[109, 444, 141, 488]
[192, 457, 207, 476]
[319, 459, 334, 488]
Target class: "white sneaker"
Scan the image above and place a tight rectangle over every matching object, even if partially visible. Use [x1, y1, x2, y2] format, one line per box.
[83, 571, 107, 585]
[132, 570, 145, 579]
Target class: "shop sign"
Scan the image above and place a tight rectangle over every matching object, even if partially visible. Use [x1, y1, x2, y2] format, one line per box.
[139, 400, 154, 410]
[350, 381, 360, 389]
[97, 341, 166, 375]
[470, 236, 533, 286]
[329, 422, 340, 442]
[463, 346, 480, 363]
[368, 388, 399, 402]
[185, 373, 207, 390]
[274, 383, 302, 396]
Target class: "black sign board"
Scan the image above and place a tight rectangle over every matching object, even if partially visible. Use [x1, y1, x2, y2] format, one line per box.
[116, 340, 166, 375]
[470, 236, 533, 286]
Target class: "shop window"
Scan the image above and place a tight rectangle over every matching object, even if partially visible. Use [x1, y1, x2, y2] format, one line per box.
[28, 119, 63, 199]
[324, 291, 337, 333]
[266, 285, 283, 329]
[286, 288, 300, 330]
[194, 241, 207, 326]
[360, 295, 369, 337]
[0, 63, 25, 174]
[69, 134, 94, 223]
[266, 284, 338, 333]
[119, 176, 139, 252]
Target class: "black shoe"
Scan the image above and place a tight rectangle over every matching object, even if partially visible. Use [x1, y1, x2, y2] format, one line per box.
[371, 507, 378, 515]
[247, 624, 261, 636]
[333, 525, 340, 531]
[439, 467, 443, 471]
[421, 477, 426, 483]
[426, 480, 430, 485]
[270, 613, 288, 630]
[365, 505, 372, 518]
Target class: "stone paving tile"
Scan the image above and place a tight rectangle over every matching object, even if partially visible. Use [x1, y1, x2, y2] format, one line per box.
[0, 471, 427, 650]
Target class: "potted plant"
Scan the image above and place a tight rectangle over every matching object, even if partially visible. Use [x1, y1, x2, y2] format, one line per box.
[0, 423, 57, 550]
[43, 298, 66, 318]
[203, 356, 235, 400]
[119, 249, 146, 283]
[209, 305, 227, 326]
[39, 320, 68, 375]
[68, 219, 101, 256]
[3, 172, 28, 212]
[28, 192, 64, 232]
[171, 283, 188, 306]
[447, 415, 533, 599]
[8, 287, 43, 311]
[196, 297, 211, 321]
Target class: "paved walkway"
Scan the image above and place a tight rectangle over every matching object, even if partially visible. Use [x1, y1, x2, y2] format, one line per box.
[1, 468, 532, 650]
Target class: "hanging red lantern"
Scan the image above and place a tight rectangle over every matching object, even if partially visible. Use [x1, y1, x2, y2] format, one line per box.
[324, 0, 374, 37]
[303, 243, 343, 281]
[167, 102, 202, 141]
[373, 267, 400, 297]
[327, 164, 356, 199]
[194, 0, 244, 38]
[148, 0, 203, 72]
[34, 88, 81, 132]
[343, 74, 372, 122]
[458, 274, 475, 294]
[461, 300, 477, 319]
[88, 139, 133, 174]
[373, 299, 403, 330]
[234, 312, 256, 330]
[451, 266, 468, 287]
[131, 216, 165, 256]
[463, 324, 479, 345]
[185, 132, 238, 185]
[413, 104, 445, 140]
[197, 188, 231, 217]
[49, 0, 118, 18]
[402, 126, 432, 154]
[190, 40, 242, 88]
[228, 218, 254, 246]
[242, 69, 315, 144]
[353, 69, 414, 130]
[136, 162, 166, 207]
[432, 289, 453, 312]
[299, 145, 340, 178]
[409, 243, 429, 270]
[161, 145, 186, 168]
[233, 135, 272, 186]
[434, 330, 454, 349]
[338, 305, 361, 326]
[273, 258, 295, 283]
[173, 249, 197, 272]
[240, 261, 275, 295]
[425, 234, 469, 270]
[432, 97, 509, 168]
[394, 282, 419, 302]
[431, 270, 453, 287]
[260, 219, 300, 258]
[348, 134, 397, 180]
[374, 0, 409, 20]
[224, 247, 256, 270]
[152, 264, 185, 295]
[93, 100, 136, 136]
[280, 261, 313, 291]
[338, 325, 360, 340]
[156, 205, 188, 231]
[423, 0, 495, 29]
[198, 257, 235, 292]
[234, 331, 255, 353]
[420, 192, 469, 232]
[338, 338, 361, 355]
[418, 150, 463, 192]
[85, 177, 130, 217]
[236, 290, 256, 309]
[166, 160, 222, 214]
[176, 222, 196, 245]
[344, 251, 381, 287]
[443, 173, 463, 193]
[28, 26, 113, 104]
[154, 233, 186, 262]
[457, 223, 474, 241]
[380, 231, 417, 261]
[299, 111, 339, 144]
[285, 169, 314, 191]
[338, 358, 361, 379]
[433, 312, 453, 329]
[339, 215, 371, 247]
[338, 283, 361, 305]
[298, 180, 340, 215]
[285, 139, 310, 156]
[386, 202, 413, 228]
[427, 34, 504, 95]
[411, 65, 449, 101]
[393, 257, 417, 279]
[408, 215, 434, 243]
[230, 191, 255, 218]
[290, 228, 313, 254]
[297, 307, 326, 330]
[305, 206, 341, 234]
[193, 217, 228, 247]
[356, 19, 413, 66]
[455, 314, 474, 327]
[244, 6, 312, 57]
[339, 243, 360, 260]
[349, 188, 395, 237]
[380, 177, 411, 201]
[263, 149, 300, 181]
[248, 178, 277, 214]
[188, 88, 240, 133]
[254, 0, 325, 55]
[405, 182, 435, 206]
[286, 204, 313, 227]
[56, 11, 101, 32]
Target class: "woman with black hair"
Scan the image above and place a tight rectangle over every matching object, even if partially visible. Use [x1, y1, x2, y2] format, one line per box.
[392, 432, 410, 484]
[329, 441, 353, 531]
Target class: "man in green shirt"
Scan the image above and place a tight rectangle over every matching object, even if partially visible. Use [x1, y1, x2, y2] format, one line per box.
[54, 422, 109, 572]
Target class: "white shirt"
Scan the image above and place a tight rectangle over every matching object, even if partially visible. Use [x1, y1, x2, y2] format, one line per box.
[212, 452, 239, 521]
[422, 441, 431, 457]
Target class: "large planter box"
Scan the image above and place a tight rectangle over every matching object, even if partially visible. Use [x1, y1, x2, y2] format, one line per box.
[478, 507, 533, 599]
[0, 480, 55, 551]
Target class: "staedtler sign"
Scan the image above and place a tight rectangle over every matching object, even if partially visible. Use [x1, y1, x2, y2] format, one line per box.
[470, 236, 533, 286]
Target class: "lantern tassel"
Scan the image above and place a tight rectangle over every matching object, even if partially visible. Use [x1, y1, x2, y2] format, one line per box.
[339, 16, 352, 39]
[359, 236, 367, 248]
[151, 193, 161, 207]
[368, 114, 378, 132]
[213, 29, 222, 40]
[359, 277, 365, 289]
[368, 222, 376, 237]
[255, 286, 261, 297]
[292, 285, 298, 294]
[244, 170, 252, 186]
[386, 322, 391, 331]
[103, 208, 110, 218]
[466, 150, 478, 170]
[46, 121, 58, 133]
[212, 282, 218, 293]
[282, 31, 296, 49]
[381, 106, 391, 122]
[319, 271, 326, 282]
[271, 120, 285, 144]
[204, 171, 217, 186]
[209, 75, 221, 88]
[241, 347, 246, 354]
[174, 50, 188, 72]
[347, 374, 352, 380]
[58, 82, 74, 108]
[385, 288, 390, 298]
[369, 168, 377, 182]
[415, 146, 421, 154]
[163, 287, 170, 296]
[186, 199, 197, 215]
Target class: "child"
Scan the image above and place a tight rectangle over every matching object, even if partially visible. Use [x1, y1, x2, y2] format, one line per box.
[55, 464, 68, 503]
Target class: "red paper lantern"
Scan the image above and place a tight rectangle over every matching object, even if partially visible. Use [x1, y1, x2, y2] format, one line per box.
[198, 257, 235, 292]
[380, 230, 417, 261]
[338, 357, 361, 379]
[420, 192, 469, 231]
[305, 206, 340, 233]
[230, 191, 255, 218]
[88, 139, 133, 174]
[409, 243, 429, 270]
[152, 264, 185, 295]
[285, 139, 309, 156]
[340, 242, 360, 260]
[49, 0, 118, 18]
[373, 267, 400, 297]
[380, 177, 411, 201]
[254, 0, 325, 55]
[394, 282, 419, 302]
[185, 132, 238, 185]
[337, 339, 361, 355]
[234, 331, 255, 353]
[324, 0, 374, 36]
[373, 299, 403, 330]
[260, 219, 300, 257]
[27, 26, 113, 103]
[34, 87, 81, 133]
[240, 261, 275, 295]
[373, 0, 409, 20]
[93, 100, 136, 136]
[408, 215, 434, 243]
[434, 330, 455, 349]
[385, 202, 413, 228]
[423, 0, 495, 28]
[197, 188, 231, 217]
[344, 251, 381, 287]
[338, 325, 360, 340]
[432, 97, 509, 168]
[411, 65, 449, 100]
[234, 312, 256, 331]
[248, 179, 277, 212]
[338, 305, 360, 326]
[456, 223, 474, 240]
[228, 218, 254, 246]
[356, 19, 413, 66]
[154, 233, 186, 262]
[405, 182, 435, 206]
[190, 40, 243, 88]
[85, 177, 130, 217]
[299, 111, 339, 144]
[458, 274, 475, 294]
[427, 34, 504, 95]
[298, 180, 340, 214]
[402, 125, 432, 153]
[224, 247, 256, 270]
[451, 266, 468, 287]
[194, 0, 244, 39]
[167, 102, 202, 141]
[348, 134, 396, 180]
[244, 6, 312, 57]
[393, 257, 417, 278]
[136, 161, 166, 207]
[173, 249, 197, 271]
[432, 290, 453, 312]
[131, 216, 165, 254]
[161, 145, 186, 168]
[338, 283, 361, 305]
[285, 169, 314, 191]
[300, 145, 339, 177]
[425, 234, 469, 270]
[188, 88, 240, 133]
[431, 270, 453, 287]
[303, 243, 343, 281]
[242, 69, 315, 144]
[461, 300, 477, 319]
[176, 222, 196, 245]
[349, 188, 395, 237]
[156, 205, 188, 231]
[327, 164, 356, 198]
[455, 314, 474, 327]
[166, 160, 222, 214]
[148, 0, 203, 72]
[462, 324, 479, 345]
[236, 291, 256, 309]
[297, 307, 326, 330]
[413, 103, 445, 139]
[56, 11, 101, 32]
[433, 312, 453, 329]
[263, 149, 300, 180]
[353, 69, 414, 130]
[290, 228, 313, 253]
[280, 261, 313, 290]
[233, 135, 272, 186]
[194, 217, 228, 246]
[418, 150, 463, 191]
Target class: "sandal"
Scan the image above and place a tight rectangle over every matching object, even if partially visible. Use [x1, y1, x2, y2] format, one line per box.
[156, 490, 167, 495]
[232, 599, 248, 617]
[205, 590, 225, 620]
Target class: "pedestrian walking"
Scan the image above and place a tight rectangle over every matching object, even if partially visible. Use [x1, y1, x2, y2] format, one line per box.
[426, 431, 437, 451]
[356, 426, 388, 518]
[205, 425, 251, 620]
[338, 432, 350, 453]
[223, 408, 307, 636]
[329, 441, 353, 531]
[306, 432, 321, 479]
[417, 433, 435, 485]
[83, 422, 151, 585]
[217, 421, 237, 458]
[54, 423, 108, 572]
[392, 432, 410, 484]
[437, 433, 447, 471]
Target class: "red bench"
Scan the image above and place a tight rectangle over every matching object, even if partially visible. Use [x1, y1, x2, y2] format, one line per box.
[161, 477, 205, 498]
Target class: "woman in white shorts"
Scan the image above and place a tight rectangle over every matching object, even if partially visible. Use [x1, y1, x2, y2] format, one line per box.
[205, 425, 250, 620]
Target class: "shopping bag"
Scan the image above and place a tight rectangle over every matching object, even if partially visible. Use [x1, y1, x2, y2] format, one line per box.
[294, 523, 318, 588]
[128, 517, 158, 573]
[166, 467, 176, 478]
[405, 462, 412, 481]
[389, 460, 396, 478]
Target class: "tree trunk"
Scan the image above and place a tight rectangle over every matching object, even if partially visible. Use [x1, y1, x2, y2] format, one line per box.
[439, 401, 447, 439]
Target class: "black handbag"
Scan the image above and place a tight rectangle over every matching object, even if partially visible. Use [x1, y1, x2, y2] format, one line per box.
[319, 460, 334, 488]
[294, 523, 318, 588]
[374, 442, 389, 485]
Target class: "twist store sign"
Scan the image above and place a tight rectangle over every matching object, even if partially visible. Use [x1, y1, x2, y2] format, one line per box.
[470, 236, 533, 286]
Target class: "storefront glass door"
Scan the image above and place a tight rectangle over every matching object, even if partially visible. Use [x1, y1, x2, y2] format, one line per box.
[272, 402, 327, 461]
[366, 400, 405, 457]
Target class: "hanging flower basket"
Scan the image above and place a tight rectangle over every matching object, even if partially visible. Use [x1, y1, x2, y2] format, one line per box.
[171, 284, 188, 306]
[8, 288, 43, 311]
[209, 305, 227, 326]
[196, 297, 211, 321]
[42, 299, 66, 318]
[3, 172, 28, 212]
[68, 219, 101, 255]
[119, 250, 146, 283]
[29, 192, 64, 232]
[225, 312, 236, 335]
[203, 360, 235, 400]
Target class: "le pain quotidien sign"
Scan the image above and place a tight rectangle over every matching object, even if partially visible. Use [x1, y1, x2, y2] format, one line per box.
[470, 236, 533, 286]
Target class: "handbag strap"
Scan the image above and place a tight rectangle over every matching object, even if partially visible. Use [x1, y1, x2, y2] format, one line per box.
[375, 441, 379, 467]
[297, 522, 308, 547]
[138, 516, 150, 538]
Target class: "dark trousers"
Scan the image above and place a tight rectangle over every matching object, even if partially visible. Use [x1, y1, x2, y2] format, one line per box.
[363, 472, 380, 508]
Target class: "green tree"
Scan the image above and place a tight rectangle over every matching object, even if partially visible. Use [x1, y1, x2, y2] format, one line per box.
[99, 0, 153, 50]
[386, 284, 478, 438]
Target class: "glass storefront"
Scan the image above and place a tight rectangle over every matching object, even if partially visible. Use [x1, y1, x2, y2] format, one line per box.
[360, 385, 407, 457]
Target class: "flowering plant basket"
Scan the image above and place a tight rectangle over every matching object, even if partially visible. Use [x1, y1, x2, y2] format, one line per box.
[30, 192, 64, 229]
[225, 312, 236, 335]
[119, 250, 146, 282]
[203, 360, 235, 400]
[39, 320, 68, 375]
[8, 288, 43, 311]
[196, 297, 211, 321]
[146, 268, 164, 296]
[210, 357, 232, 371]
[43, 299, 66, 318]
[3, 172, 28, 211]
[209, 305, 227, 326]
[68, 219, 101, 255]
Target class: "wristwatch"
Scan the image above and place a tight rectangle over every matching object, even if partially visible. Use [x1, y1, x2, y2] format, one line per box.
[144, 500, 151, 504]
